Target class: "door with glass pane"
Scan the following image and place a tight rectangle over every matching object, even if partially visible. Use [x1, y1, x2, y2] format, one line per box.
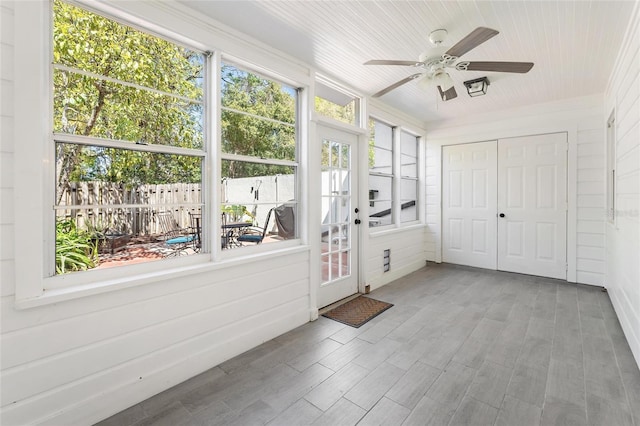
[318, 125, 359, 308]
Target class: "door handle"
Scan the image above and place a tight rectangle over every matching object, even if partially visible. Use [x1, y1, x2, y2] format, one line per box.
[355, 219, 362, 225]
[499, 213, 505, 218]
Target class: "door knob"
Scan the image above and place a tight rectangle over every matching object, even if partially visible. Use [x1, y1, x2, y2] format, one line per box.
[355, 208, 359, 213]
[499, 213, 505, 218]
[355, 219, 362, 225]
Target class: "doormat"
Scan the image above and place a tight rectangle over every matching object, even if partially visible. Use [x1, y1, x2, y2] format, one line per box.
[322, 296, 393, 328]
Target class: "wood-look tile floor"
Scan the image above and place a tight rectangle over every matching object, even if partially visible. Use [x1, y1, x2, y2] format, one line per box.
[97, 264, 640, 426]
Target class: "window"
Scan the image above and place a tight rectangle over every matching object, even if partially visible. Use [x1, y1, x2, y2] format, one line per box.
[400, 131, 419, 223]
[314, 78, 359, 126]
[368, 119, 394, 227]
[52, 0, 206, 274]
[220, 63, 299, 248]
[607, 111, 616, 223]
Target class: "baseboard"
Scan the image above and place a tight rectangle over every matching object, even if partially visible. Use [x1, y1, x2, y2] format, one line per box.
[610, 287, 640, 370]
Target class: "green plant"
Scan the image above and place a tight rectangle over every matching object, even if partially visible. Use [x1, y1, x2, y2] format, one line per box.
[223, 204, 254, 222]
[56, 218, 98, 274]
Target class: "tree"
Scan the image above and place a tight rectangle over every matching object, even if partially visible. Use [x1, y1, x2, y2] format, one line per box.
[220, 65, 296, 179]
[53, 0, 204, 200]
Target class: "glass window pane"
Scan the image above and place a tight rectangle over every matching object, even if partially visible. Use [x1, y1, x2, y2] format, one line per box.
[315, 96, 357, 126]
[221, 64, 296, 125]
[221, 110, 295, 161]
[54, 70, 203, 149]
[53, 0, 204, 99]
[401, 132, 417, 156]
[55, 143, 203, 203]
[55, 206, 203, 274]
[401, 178, 418, 223]
[371, 147, 393, 174]
[372, 120, 393, 150]
[401, 153, 418, 178]
[369, 175, 392, 227]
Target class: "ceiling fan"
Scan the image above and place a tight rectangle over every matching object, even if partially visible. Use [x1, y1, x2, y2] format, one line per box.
[365, 27, 534, 101]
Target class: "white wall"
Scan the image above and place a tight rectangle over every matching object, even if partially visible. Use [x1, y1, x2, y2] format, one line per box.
[0, 2, 430, 425]
[604, 2, 640, 367]
[425, 94, 607, 286]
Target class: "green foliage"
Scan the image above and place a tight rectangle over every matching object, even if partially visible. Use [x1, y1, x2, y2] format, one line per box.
[53, 0, 204, 189]
[314, 96, 356, 125]
[56, 219, 98, 274]
[221, 65, 297, 178]
[222, 205, 254, 222]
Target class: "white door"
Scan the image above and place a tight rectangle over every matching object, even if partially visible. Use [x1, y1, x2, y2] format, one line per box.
[497, 133, 567, 279]
[442, 141, 498, 269]
[317, 125, 360, 308]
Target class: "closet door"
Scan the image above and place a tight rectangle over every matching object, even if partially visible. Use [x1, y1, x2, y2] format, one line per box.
[497, 133, 567, 279]
[442, 141, 498, 270]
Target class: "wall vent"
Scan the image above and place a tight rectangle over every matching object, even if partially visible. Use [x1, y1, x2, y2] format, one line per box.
[383, 249, 390, 272]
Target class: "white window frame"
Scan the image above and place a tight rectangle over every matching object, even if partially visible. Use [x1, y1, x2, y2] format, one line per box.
[368, 118, 395, 228]
[368, 116, 423, 232]
[399, 130, 420, 224]
[218, 59, 302, 256]
[13, 0, 308, 308]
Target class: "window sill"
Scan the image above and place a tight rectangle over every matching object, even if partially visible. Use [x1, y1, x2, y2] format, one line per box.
[369, 223, 426, 239]
[15, 244, 309, 310]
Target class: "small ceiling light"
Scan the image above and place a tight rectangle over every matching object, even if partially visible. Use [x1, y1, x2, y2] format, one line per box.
[463, 77, 490, 97]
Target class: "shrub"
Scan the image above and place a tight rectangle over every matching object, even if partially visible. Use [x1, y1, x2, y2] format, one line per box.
[56, 219, 98, 274]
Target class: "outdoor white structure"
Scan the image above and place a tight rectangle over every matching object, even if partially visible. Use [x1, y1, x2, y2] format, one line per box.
[0, 1, 638, 425]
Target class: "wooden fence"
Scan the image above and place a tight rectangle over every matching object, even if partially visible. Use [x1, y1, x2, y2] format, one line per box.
[56, 182, 202, 236]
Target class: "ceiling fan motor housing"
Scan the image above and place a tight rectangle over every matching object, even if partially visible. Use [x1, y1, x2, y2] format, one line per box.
[429, 29, 448, 46]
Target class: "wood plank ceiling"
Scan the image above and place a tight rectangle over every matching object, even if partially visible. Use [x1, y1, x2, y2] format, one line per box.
[179, 0, 636, 123]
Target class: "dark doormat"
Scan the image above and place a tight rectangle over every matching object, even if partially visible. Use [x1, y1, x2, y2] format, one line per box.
[322, 296, 393, 328]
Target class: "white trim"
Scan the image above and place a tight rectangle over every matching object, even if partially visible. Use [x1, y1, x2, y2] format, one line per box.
[14, 0, 48, 301]
[221, 106, 296, 129]
[567, 125, 578, 282]
[53, 63, 204, 105]
[53, 133, 206, 156]
[220, 153, 298, 167]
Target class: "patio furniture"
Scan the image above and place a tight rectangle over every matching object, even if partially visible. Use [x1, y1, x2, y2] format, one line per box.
[237, 208, 274, 245]
[155, 211, 199, 256]
[273, 203, 295, 239]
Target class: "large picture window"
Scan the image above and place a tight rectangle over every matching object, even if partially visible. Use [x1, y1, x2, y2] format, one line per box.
[52, 0, 206, 274]
[220, 63, 298, 248]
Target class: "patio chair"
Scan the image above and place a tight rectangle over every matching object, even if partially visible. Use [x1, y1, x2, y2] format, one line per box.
[237, 208, 274, 245]
[155, 211, 197, 256]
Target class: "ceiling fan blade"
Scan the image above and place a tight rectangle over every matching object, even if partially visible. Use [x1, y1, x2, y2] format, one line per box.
[372, 73, 422, 98]
[464, 61, 534, 73]
[445, 27, 499, 58]
[365, 59, 422, 66]
[437, 85, 457, 101]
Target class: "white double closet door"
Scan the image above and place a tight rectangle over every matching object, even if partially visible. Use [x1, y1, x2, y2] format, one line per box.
[442, 133, 567, 280]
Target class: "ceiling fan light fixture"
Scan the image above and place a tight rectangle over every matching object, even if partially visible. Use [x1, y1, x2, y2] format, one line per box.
[416, 74, 436, 91]
[436, 71, 455, 91]
[463, 76, 490, 97]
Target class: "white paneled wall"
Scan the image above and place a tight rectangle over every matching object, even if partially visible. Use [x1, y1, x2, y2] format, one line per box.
[0, 1, 15, 298]
[576, 127, 606, 285]
[604, 2, 640, 366]
[364, 227, 428, 292]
